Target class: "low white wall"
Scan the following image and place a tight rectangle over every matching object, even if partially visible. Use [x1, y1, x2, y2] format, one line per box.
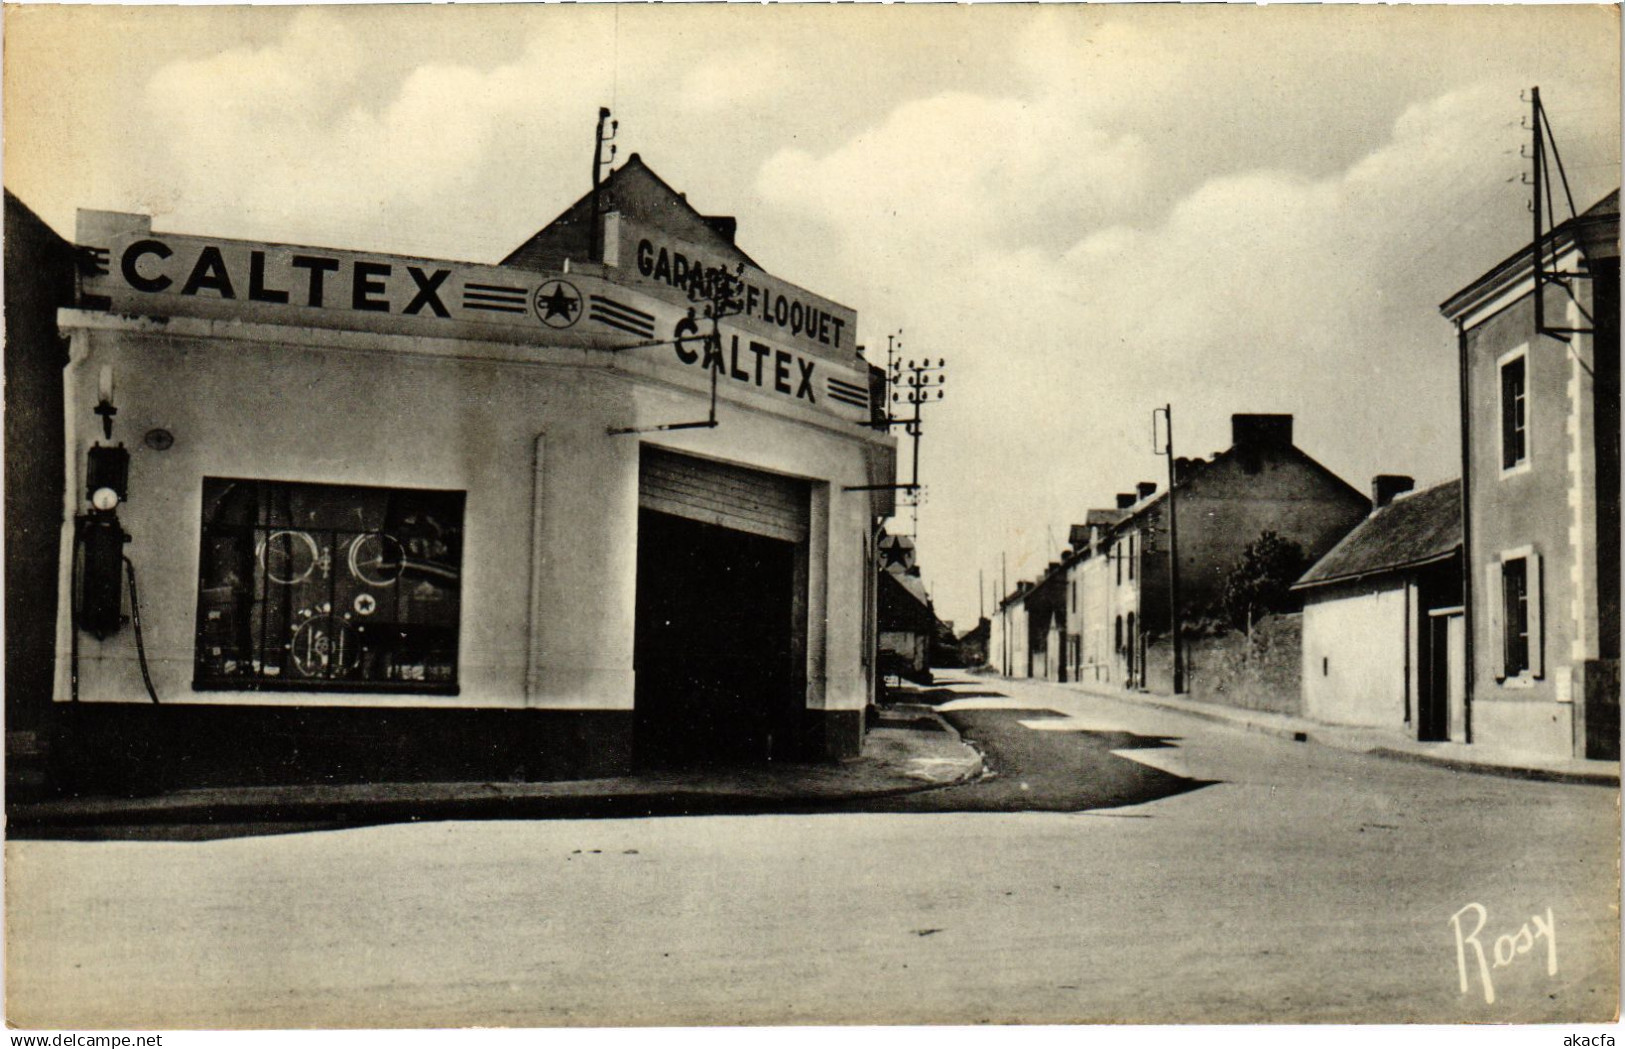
[1301, 582, 1409, 729]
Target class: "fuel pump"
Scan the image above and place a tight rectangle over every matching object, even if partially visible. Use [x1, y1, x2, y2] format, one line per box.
[75, 444, 129, 638]
[69, 365, 160, 703]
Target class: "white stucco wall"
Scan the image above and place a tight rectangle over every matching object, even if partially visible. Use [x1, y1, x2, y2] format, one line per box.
[55, 311, 889, 717]
[1300, 581, 1410, 728]
[1008, 604, 1030, 678]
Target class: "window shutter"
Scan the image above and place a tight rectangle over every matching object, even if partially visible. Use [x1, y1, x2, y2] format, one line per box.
[1501, 366, 1518, 469]
[1528, 551, 1544, 678]
[1485, 562, 1505, 680]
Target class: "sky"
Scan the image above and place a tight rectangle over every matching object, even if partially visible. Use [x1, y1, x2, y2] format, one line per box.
[4, 3, 1619, 628]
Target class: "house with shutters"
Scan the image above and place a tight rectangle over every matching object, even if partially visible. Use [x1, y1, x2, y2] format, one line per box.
[1439, 188, 1618, 760]
[1064, 510, 1129, 687]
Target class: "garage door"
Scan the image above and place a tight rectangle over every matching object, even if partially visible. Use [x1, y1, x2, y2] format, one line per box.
[638, 447, 809, 544]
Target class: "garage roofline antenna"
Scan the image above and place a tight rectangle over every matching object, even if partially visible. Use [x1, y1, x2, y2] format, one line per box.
[589, 107, 618, 264]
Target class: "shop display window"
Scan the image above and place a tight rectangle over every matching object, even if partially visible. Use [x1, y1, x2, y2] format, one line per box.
[194, 478, 464, 694]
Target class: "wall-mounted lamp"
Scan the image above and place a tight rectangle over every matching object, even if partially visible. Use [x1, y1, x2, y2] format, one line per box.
[94, 365, 117, 439]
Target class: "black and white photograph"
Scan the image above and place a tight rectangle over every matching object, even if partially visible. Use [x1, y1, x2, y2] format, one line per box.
[2, 2, 1620, 1035]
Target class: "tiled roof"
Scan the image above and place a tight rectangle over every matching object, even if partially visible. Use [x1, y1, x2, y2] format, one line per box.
[1294, 480, 1460, 589]
[884, 564, 931, 608]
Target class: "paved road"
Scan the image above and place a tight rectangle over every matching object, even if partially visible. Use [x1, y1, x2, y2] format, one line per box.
[853, 681, 1216, 812]
[7, 674, 1617, 1027]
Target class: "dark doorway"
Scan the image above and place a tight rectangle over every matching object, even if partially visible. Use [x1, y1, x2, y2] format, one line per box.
[634, 508, 803, 769]
[1419, 612, 1462, 743]
[1125, 612, 1137, 688]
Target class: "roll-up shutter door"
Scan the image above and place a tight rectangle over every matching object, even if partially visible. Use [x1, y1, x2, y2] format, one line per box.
[639, 447, 810, 544]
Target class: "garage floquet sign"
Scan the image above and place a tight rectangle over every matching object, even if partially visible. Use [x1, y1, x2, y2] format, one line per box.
[75, 211, 870, 420]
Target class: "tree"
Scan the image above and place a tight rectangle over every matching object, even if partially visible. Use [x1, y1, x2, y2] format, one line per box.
[1222, 531, 1307, 638]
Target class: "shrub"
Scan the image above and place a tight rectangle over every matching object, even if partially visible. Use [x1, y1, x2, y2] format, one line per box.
[1222, 531, 1307, 635]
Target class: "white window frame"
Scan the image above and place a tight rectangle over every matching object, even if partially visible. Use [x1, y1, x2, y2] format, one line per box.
[1497, 344, 1532, 479]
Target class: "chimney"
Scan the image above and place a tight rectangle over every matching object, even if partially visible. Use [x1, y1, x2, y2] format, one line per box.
[1371, 474, 1415, 510]
[1231, 414, 1294, 450]
[1115, 492, 1136, 509]
[1136, 481, 1157, 501]
[702, 215, 739, 244]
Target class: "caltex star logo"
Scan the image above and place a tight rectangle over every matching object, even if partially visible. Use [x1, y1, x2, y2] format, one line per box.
[533, 280, 582, 329]
[880, 537, 915, 569]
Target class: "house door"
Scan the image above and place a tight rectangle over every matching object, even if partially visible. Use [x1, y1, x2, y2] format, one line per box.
[1421, 607, 1464, 742]
[1446, 612, 1467, 742]
[1125, 612, 1137, 688]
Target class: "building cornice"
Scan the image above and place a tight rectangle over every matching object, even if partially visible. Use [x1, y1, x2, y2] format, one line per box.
[56, 308, 897, 451]
[1441, 209, 1617, 329]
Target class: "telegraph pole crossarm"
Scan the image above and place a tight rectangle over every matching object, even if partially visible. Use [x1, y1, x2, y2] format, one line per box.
[888, 353, 948, 536]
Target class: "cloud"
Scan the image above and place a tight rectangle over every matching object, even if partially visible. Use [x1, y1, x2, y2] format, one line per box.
[680, 48, 794, 112]
[133, 10, 684, 258]
[755, 69, 1615, 617]
[759, 90, 1150, 268]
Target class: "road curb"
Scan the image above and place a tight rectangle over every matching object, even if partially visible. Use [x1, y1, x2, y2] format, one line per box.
[1112, 691, 1619, 786]
[1050, 677, 1619, 786]
[8, 716, 987, 835]
[1366, 747, 1620, 787]
[1065, 683, 1308, 742]
[923, 704, 990, 783]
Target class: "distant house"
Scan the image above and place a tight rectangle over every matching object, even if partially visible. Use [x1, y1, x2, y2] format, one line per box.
[878, 568, 935, 684]
[1439, 188, 1619, 760]
[990, 581, 1031, 678]
[955, 617, 990, 669]
[1058, 414, 1370, 693]
[877, 532, 937, 684]
[991, 568, 1069, 680]
[1064, 508, 1129, 686]
[1023, 565, 1067, 680]
[1294, 478, 1463, 738]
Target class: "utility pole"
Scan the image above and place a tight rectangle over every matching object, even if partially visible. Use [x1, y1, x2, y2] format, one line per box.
[1531, 87, 1545, 336]
[1153, 405, 1186, 694]
[891, 355, 947, 537]
[588, 107, 618, 263]
[1001, 552, 1009, 675]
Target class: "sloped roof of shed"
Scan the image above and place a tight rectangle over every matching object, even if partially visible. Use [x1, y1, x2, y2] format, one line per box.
[1294, 479, 1461, 590]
